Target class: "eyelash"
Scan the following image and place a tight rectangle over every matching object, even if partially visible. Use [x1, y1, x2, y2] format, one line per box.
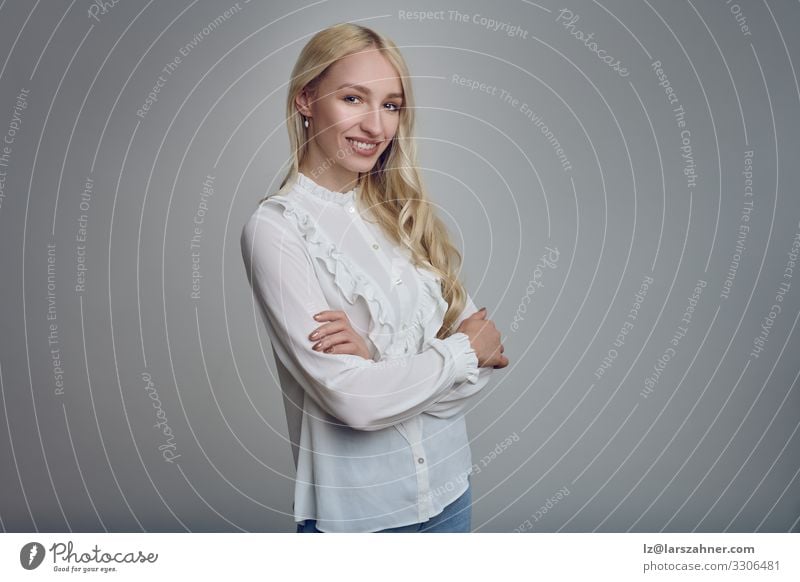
[343, 95, 401, 111]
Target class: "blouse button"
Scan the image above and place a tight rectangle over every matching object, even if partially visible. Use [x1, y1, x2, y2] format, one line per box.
[372, 243, 379, 250]
[417, 457, 425, 464]
[348, 206, 355, 213]
[393, 277, 403, 285]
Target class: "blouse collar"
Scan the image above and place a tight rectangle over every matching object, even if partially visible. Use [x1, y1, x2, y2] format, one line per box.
[294, 171, 357, 206]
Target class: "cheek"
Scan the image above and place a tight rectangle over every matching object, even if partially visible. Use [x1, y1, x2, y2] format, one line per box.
[384, 122, 400, 145]
[387, 114, 401, 135]
[325, 102, 357, 128]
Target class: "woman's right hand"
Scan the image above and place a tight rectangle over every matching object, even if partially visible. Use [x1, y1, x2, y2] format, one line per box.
[456, 307, 509, 369]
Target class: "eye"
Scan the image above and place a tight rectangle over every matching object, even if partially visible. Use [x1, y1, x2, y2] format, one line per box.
[343, 95, 362, 104]
[385, 102, 401, 112]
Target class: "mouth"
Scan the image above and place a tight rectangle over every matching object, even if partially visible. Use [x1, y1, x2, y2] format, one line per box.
[345, 137, 381, 154]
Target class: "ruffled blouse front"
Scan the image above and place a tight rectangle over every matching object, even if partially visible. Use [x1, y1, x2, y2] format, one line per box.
[240, 171, 493, 532]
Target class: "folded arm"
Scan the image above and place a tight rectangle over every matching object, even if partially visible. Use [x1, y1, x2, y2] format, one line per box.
[241, 204, 481, 431]
[422, 293, 494, 419]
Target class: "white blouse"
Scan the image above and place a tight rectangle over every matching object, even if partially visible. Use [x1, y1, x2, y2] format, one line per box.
[240, 171, 494, 532]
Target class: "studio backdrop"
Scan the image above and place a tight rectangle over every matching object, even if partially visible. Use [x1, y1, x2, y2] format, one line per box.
[0, 0, 798, 532]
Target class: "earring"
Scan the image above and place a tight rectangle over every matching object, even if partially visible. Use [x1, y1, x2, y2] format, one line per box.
[303, 116, 309, 128]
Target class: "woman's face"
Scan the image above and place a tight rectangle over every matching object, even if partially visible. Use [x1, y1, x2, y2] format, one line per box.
[296, 48, 404, 185]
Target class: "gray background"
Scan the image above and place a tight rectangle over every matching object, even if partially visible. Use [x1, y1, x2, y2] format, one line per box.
[0, 0, 798, 533]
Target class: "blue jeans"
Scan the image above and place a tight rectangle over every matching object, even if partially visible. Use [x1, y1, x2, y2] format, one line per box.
[296, 482, 472, 533]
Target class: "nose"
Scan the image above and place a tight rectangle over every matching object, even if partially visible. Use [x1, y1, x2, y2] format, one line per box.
[358, 105, 383, 136]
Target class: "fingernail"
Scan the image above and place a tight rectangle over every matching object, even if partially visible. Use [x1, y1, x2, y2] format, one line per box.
[313, 313, 320, 320]
[310, 331, 319, 339]
[480, 306, 487, 311]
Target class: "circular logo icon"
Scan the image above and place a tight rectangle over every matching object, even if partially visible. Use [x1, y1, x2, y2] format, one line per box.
[20, 542, 46, 570]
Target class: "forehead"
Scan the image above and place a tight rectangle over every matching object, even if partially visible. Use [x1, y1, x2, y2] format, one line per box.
[320, 49, 403, 95]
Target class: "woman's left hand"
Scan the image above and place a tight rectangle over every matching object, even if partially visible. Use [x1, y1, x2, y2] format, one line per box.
[309, 310, 372, 359]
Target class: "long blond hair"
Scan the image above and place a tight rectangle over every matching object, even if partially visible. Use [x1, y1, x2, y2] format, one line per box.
[261, 22, 467, 339]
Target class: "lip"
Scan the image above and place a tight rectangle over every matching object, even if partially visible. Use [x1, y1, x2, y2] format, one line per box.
[345, 137, 381, 156]
[345, 136, 382, 144]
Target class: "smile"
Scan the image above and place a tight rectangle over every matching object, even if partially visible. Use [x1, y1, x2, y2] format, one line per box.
[346, 138, 378, 152]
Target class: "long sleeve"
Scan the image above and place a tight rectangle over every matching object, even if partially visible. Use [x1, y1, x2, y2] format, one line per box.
[422, 293, 494, 419]
[241, 205, 480, 432]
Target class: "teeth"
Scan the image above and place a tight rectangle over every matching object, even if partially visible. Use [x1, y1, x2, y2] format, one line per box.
[347, 138, 377, 151]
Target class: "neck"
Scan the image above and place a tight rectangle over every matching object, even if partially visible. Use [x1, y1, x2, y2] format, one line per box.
[299, 155, 358, 193]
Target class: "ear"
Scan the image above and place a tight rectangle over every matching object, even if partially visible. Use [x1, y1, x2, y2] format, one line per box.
[295, 86, 313, 117]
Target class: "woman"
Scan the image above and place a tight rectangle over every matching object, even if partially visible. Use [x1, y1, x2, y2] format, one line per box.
[241, 22, 508, 533]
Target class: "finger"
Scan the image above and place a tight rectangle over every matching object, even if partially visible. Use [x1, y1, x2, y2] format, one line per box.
[323, 340, 360, 355]
[313, 331, 352, 352]
[467, 307, 487, 319]
[492, 355, 508, 368]
[309, 320, 346, 340]
[326, 341, 359, 356]
[313, 310, 345, 322]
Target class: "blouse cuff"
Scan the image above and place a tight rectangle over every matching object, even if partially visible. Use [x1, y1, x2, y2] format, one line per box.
[439, 332, 480, 384]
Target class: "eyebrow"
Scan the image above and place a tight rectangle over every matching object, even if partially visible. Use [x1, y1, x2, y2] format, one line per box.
[335, 83, 404, 100]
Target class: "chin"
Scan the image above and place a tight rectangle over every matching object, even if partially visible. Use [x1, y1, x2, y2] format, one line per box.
[343, 157, 379, 174]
